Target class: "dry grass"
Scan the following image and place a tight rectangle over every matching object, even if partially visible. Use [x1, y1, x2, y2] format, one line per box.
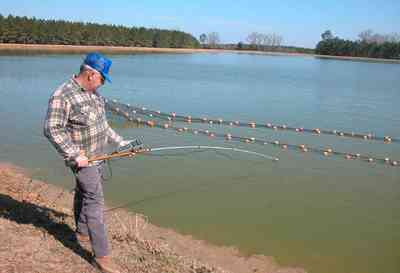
[0, 43, 199, 55]
[0, 162, 307, 273]
[0, 43, 311, 58]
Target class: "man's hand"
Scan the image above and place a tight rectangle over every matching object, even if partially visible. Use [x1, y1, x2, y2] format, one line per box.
[118, 139, 143, 152]
[119, 140, 132, 147]
[75, 154, 89, 167]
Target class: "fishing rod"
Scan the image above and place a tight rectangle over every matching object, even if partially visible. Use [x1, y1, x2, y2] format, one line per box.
[106, 99, 398, 144]
[88, 141, 279, 163]
[86, 142, 278, 214]
[105, 107, 400, 167]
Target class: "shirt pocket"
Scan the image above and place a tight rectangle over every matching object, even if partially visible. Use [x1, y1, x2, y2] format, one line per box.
[70, 105, 96, 127]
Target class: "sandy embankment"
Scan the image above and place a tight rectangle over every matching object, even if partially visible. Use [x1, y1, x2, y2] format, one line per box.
[0, 162, 306, 273]
[0, 43, 310, 57]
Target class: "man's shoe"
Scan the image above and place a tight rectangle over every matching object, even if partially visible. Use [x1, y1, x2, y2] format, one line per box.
[93, 256, 122, 273]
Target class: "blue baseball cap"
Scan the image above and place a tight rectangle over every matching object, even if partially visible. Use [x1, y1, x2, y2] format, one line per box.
[83, 52, 112, 83]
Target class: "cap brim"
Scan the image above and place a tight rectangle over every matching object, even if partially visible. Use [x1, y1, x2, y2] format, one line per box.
[102, 73, 112, 83]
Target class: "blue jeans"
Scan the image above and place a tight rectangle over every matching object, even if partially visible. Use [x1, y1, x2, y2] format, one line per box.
[73, 163, 109, 257]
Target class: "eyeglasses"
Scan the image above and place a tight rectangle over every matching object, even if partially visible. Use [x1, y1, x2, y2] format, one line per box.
[92, 71, 104, 85]
[99, 73, 105, 85]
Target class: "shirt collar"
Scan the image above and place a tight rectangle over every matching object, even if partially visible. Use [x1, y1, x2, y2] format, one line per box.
[71, 76, 85, 92]
[71, 76, 101, 97]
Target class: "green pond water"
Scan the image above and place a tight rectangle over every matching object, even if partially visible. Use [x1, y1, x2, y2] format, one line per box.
[0, 53, 399, 273]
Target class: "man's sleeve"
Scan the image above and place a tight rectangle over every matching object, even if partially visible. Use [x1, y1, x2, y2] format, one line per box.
[43, 96, 80, 161]
[105, 121, 123, 145]
[101, 96, 124, 145]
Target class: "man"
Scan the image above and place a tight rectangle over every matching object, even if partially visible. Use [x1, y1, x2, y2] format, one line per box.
[44, 52, 128, 273]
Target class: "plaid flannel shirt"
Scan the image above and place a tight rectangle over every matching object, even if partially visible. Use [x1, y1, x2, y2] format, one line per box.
[44, 77, 123, 163]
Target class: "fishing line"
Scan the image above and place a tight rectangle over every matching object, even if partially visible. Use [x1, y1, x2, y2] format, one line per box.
[150, 146, 278, 161]
[89, 145, 276, 213]
[106, 99, 398, 144]
[144, 148, 237, 161]
[145, 148, 210, 158]
[104, 154, 265, 213]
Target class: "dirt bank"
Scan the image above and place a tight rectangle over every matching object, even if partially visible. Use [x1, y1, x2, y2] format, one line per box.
[0, 43, 310, 58]
[0, 162, 306, 273]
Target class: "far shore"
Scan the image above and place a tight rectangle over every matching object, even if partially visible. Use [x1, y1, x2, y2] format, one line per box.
[0, 42, 310, 57]
[1, 43, 400, 64]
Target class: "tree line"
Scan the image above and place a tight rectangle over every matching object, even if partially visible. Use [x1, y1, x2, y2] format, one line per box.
[198, 32, 314, 54]
[0, 14, 199, 48]
[315, 30, 400, 59]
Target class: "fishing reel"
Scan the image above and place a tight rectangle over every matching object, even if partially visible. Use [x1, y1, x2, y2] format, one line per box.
[117, 138, 146, 153]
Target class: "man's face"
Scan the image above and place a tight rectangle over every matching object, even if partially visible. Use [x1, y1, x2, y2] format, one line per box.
[86, 70, 104, 91]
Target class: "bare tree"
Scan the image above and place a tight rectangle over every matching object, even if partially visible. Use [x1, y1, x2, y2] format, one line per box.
[246, 32, 263, 49]
[207, 32, 220, 46]
[371, 33, 386, 44]
[277, 35, 284, 46]
[358, 29, 373, 42]
[270, 33, 283, 47]
[358, 29, 400, 44]
[393, 33, 400, 42]
[246, 32, 283, 50]
[386, 32, 400, 43]
[207, 32, 220, 47]
[246, 32, 257, 46]
[261, 34, 271, 47]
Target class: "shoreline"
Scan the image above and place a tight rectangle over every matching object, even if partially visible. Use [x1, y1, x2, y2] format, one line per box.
[313, 54, 400, 64]
[1, 43, 400, 64]
[0, 43, 311, 58]
[0, 161, 306, 273]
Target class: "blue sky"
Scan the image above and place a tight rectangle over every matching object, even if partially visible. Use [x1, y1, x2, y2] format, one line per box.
[1, 0, 399, 48]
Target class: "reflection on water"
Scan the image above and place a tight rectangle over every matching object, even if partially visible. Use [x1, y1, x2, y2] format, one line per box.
[0, 53, 399, 273]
